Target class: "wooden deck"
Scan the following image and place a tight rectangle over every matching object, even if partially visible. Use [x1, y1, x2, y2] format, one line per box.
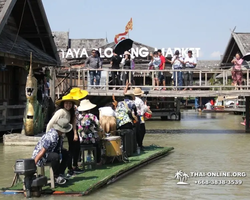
[55, 68, 250, 98]
[86, 88, 250, 98]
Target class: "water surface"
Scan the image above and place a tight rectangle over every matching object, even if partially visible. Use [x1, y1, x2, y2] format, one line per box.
[1, 112, 249, 200]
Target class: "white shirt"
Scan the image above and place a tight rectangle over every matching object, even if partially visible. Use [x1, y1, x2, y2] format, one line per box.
[171, 56, 184, 69]
[185, 56, 197, 68]
[99, 106, 115, 117]
[205, 102, 212, 110]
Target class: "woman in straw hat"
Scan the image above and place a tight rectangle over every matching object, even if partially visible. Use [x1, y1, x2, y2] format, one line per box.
[77, 99, 103, 165]
[65, 88, 88, 175]
[46, 94, 81, 176]
[133, 88, 149, 151]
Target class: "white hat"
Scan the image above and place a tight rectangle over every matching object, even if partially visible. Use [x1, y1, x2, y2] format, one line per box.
[78, 99, 96, 111]
[52, 118, 72, 133]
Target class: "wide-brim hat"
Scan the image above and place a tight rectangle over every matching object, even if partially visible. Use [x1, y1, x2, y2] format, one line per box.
[124, 90, 135, 98]
[69, 87, 88, 100]
[78, 99, 96, 111]
[52, 118, 72, 133]
[133, 88, 144, 96]
[55, 94, 80, 106]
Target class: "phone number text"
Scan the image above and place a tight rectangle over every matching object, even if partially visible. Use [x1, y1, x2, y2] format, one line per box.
[194, 180, 243, 185]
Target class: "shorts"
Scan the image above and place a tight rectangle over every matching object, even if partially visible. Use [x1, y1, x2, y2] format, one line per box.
[158, 72, 165, 81]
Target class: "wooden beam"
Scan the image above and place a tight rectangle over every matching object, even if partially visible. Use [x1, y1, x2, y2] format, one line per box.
[49, 67, 55, 102]
[20, 34, 51, 38]
[27, 0, 46, 53]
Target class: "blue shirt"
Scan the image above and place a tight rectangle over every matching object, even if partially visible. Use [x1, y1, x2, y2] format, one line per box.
[32, 128, 62, 167]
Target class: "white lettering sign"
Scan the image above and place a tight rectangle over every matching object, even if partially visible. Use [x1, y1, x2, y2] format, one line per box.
[60, 47, 202, 59]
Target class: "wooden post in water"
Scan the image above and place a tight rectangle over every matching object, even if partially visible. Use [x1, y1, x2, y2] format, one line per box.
[245, 96, 250, 133]
[49, 67, 55, 102]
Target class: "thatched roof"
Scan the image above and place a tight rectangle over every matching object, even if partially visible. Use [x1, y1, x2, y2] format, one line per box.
[0, 0, 59, 66]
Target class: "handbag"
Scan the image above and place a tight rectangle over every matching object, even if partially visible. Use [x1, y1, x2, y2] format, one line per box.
[144, 108, 152, 120]
[123, 101, 138, 123]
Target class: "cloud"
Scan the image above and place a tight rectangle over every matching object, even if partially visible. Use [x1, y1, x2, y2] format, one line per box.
[210, 51, 221, 58]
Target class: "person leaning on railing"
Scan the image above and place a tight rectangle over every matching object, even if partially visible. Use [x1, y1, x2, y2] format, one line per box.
[183, 50, 197, 91]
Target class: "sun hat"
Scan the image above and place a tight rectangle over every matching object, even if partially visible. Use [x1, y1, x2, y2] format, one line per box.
[68, 87, 88, 100]
[78, 99, 96, 112]
[133, 88, 144, 96]
[124, 90, 135, 98]
[52, 118, 73, 133]
[55, 94, 80, 106]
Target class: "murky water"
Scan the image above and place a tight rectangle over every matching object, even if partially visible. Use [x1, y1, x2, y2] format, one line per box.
[1, 111, 250, 200]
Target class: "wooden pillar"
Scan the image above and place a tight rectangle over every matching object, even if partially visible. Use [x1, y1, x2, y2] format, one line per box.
[69, 69, 72, 88]
[245, 96, 250, 133]
[49, 67, 55, 102]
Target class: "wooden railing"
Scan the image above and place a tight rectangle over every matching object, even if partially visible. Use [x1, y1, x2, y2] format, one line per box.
[0, 102, 25, 126]
[68, 68, 250, 90]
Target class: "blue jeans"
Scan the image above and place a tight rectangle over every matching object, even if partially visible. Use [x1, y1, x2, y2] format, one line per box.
[89, 71, 101, 85]
[173, 70, 183, 90]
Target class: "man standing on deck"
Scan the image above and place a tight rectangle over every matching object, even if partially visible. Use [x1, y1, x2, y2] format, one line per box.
[110, 50, 122, 89]
[84, 49, 102, 88]
[184, 50, 197, 90]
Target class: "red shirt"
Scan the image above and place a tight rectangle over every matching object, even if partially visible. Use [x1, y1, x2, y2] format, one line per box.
[159, 55, 165, 70]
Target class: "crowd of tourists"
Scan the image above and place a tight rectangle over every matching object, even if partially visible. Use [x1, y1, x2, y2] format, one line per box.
[31, 86, 151, 185]
[84, 49, 246, 91]
[84, 48, 198, 90]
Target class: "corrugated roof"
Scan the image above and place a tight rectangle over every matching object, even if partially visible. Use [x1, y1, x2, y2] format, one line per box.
[220, 32, 250, 67]
[233, 33, 250, 55]
[70, 38, 107, 50]
[52, 31, 69, 51]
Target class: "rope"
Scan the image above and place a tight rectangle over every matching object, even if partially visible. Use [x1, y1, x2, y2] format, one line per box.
[8, 0, 27, 53]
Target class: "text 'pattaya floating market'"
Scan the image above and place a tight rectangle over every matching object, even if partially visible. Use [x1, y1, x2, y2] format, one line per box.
[60, 47, 201, 59]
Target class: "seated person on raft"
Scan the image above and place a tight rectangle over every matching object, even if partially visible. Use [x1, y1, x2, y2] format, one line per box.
[77, 99, 104, 165]
[32, 118, 71, 185]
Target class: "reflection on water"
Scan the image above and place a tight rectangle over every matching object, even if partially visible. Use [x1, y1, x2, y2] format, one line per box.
[1, 112, 250, 200]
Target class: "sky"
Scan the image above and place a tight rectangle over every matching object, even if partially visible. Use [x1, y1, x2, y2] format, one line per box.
[42, 0, 250, 60]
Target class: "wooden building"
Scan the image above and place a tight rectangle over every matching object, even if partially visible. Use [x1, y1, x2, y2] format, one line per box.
[0, 0, 60, 132]
[220, 31, 250, 68]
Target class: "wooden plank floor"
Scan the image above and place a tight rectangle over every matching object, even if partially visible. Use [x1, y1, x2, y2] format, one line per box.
[86, 89, 250, 97]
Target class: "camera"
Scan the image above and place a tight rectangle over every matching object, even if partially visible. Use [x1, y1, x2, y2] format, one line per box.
[144, 91, 149, 95]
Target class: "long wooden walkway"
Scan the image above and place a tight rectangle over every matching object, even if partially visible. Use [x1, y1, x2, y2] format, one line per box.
[55, 68, 250, 98]
[87, 88, 250, 98]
